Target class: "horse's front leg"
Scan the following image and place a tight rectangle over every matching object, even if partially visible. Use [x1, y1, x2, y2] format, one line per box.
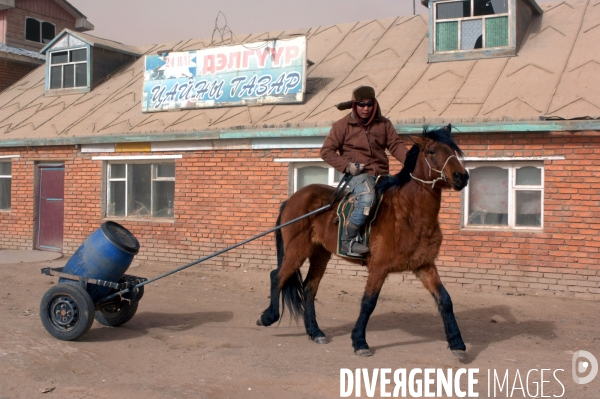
[417, 263, 467, 359]
[351, 270, 387, 357]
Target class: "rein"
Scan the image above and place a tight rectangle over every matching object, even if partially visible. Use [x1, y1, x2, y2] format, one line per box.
[410, 154, 458, 188]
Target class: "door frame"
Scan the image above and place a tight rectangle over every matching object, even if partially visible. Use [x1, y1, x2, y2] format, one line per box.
[34, 162, 65, 252]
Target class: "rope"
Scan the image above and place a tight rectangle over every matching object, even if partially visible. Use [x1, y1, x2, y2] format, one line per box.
[410, 154, 458, 188]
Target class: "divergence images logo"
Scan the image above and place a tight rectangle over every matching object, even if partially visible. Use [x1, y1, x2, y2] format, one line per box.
[572, 350, 598, 385]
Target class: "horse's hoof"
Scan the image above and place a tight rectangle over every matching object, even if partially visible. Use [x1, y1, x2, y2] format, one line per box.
[256, 319, 264, 326]
[452, 350, 467, 360]
[355, 349, 373, 357]
[313, 336, 328, 344]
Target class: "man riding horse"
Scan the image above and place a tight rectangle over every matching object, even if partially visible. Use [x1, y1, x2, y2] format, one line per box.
[320, 86, 409, 256]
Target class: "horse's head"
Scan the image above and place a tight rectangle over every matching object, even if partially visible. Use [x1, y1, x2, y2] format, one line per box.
[409, 124, 469, 191]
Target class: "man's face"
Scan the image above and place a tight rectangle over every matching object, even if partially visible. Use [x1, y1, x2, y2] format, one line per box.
[355, 99, 374, 119]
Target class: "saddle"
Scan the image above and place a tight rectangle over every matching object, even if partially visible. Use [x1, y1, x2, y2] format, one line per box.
[335, 178, 385, 260]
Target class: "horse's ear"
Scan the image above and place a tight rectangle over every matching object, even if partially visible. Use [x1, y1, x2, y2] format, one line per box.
[408, 135, 425, 148]
[444, 124, 452, 134]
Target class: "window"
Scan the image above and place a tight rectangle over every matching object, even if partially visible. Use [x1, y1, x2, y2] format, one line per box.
[106, 163, 175, 219]
[434, 0, 509, 52]
[292, 162, 344, 192]
[465, 163, 543, 229]
[0, 162, 11, 210]
[49, 48, 88, 89]
[25, 18, 56, 44]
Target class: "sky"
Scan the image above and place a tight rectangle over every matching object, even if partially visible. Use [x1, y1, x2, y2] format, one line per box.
[69, 0, 556, 47]
[68, 0, 420, 46]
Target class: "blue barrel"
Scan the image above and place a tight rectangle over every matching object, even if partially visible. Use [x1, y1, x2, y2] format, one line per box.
[61, 222, 140, 301]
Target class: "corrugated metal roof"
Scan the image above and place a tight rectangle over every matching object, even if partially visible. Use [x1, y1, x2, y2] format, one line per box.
[0, 44, 46, 61]
[0, 0, 598, 146]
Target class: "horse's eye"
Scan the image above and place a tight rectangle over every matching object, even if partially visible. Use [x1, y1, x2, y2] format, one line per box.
[428, 149, 435, 155]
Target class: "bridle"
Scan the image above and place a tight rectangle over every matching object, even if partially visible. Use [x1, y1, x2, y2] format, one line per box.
[410, 152, 460, 189]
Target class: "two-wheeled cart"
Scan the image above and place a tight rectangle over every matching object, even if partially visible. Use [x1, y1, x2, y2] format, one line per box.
[40, 221, 147, 340]
[40, 174, 352, 341]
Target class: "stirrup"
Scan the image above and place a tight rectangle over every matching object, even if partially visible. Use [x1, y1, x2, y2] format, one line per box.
[347, 238, 369, 256]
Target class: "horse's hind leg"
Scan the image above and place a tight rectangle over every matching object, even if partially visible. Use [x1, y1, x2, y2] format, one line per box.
[257, 268, 284, 326]
[303, 246, 331, 344]
[257, 253, 306, 326]
[417, 263, 467, 359]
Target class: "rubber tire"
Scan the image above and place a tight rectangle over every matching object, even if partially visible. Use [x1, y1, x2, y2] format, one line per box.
[40, 283, 95, 341]
[95, 300, 138, 327]
[132, 285, 144, 302]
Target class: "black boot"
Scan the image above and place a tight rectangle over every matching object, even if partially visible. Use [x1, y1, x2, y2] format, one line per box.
[342, 222, 370, 255]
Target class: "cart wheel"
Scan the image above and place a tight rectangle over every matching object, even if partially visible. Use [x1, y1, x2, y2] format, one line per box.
[40, 283, 95, 341]
[95, 300, 139, 327]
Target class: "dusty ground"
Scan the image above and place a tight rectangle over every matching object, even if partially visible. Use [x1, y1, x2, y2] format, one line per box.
[1, 256, 599, 399]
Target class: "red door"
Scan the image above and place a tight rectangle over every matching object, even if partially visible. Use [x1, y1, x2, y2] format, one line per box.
[36, 165, 64, 252]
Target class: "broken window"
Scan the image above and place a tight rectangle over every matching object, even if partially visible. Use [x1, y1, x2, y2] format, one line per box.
[25, 18, 56, 44]
[434, 0, 509, 52]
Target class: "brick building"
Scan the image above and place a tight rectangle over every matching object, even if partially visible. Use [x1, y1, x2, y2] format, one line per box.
[0, 0, 93, 92]
[0, 0, 598, 299]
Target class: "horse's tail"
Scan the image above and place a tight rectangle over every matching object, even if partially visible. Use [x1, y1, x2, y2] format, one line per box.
[275, 201, 305, 322]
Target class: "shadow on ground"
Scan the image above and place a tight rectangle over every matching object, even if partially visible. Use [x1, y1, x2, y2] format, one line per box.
[271, 305, 556, 363]
[82, 311, 234, 342]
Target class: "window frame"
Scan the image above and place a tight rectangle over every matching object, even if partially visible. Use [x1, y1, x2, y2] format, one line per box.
[433, 0, 511, 53]
[24, 17, 56, 44]
[0, 160, 12, 211]
[291, 161, 343, 193]
[105, 161, 176, 220]
[48, 47, 89, 90]
[463, 161, 544, 230]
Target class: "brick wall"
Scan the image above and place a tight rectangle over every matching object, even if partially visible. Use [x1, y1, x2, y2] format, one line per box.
[0, 130, 598, 299]
[433, 131, 600, 300]
[0, 60, 37, 92]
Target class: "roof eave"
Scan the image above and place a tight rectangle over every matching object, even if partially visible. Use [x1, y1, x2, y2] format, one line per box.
[0, 0, 14, 11]
[1, 120, 599, 148]
[53, 0, 85, 18]
[420, 0, 542, 14]
[524, 0, 544, 15]
[0, 50, 45, 65]
[75, 17, 94, 32]
[40, 29, 141, 57]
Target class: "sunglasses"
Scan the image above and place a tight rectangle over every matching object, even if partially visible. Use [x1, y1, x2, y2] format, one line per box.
[356, 101, 374, 108]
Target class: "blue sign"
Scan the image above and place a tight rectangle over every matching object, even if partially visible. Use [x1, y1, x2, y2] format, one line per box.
[142, 37, 306, 112]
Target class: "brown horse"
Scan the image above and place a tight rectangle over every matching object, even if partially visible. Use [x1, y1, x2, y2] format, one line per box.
[257, 125, 470, 358]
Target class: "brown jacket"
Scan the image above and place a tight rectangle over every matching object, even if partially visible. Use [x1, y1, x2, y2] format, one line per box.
[320, 112, 408, 176]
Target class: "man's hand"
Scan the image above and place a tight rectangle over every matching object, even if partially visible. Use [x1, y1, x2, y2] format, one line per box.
[346, 162, 364, 176]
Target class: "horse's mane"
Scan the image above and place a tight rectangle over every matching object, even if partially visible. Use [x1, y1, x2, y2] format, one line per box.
[376, 144, 419, 195]
[376, 125, 463, 195]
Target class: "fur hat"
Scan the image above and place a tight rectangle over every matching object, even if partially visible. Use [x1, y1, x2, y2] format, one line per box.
[335, 86, 376, 111]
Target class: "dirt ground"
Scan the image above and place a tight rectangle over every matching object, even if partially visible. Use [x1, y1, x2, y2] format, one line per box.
[1, 256, 599, 399]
